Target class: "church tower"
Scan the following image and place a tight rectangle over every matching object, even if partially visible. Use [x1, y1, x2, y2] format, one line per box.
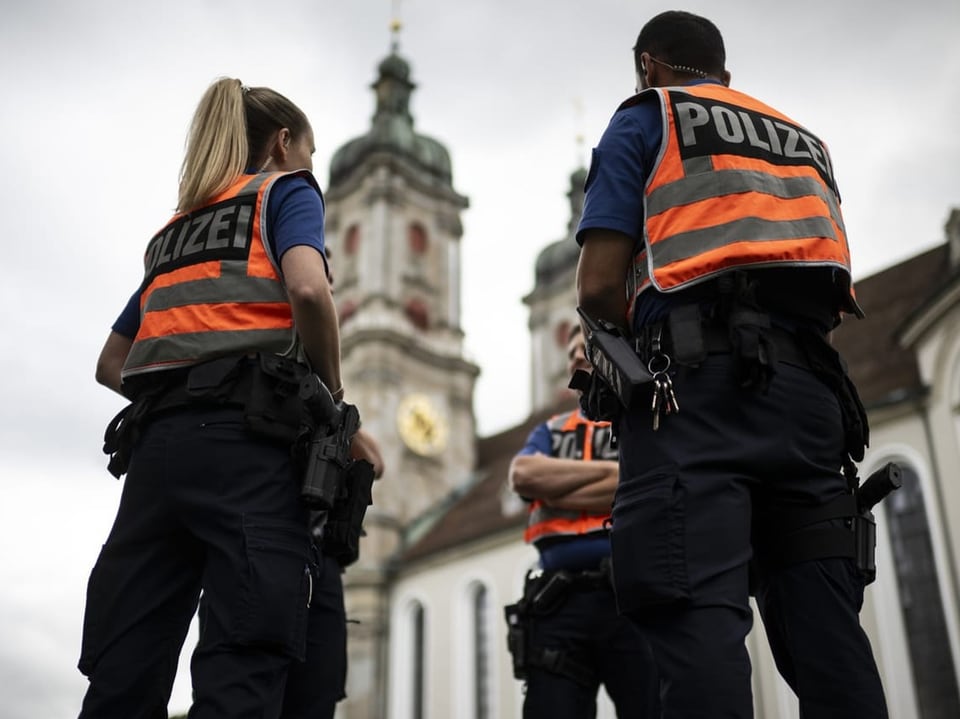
[523, 166, 587, 412]
[323, 29, 479, 718]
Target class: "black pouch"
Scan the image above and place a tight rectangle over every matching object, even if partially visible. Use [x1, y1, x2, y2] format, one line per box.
[321, 459, 376, 567]
[234, 515, 312, 660]
[667, 304, 707, 366]
[186, 355, 245, 399]
[838, 371, 869, 461]
[504, 602, 528, 680]
[609, 465, 690, 614]
[244, 354, 309, 444]
[797, 328, 869, 460]
[571, 369, 622, 433]
[728, 307, 778, 392]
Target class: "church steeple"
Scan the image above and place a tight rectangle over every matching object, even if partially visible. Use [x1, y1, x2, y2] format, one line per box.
[321, 26, 478, 719]
[372, 51, 414, 125]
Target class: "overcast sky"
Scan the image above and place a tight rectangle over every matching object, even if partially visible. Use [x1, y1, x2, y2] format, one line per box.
[2, 0, 959, 716]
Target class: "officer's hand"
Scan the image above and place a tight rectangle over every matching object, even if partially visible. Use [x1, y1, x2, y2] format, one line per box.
[350, 428, 385, 478]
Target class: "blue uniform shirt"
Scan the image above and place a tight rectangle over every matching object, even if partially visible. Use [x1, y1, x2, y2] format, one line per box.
[576, 80, 724, 332]
[113, 174, 325, 338]
[517, 421, 612, 572]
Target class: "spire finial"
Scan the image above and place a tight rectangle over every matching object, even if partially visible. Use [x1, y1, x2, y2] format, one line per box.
[390, 0, 403, 52]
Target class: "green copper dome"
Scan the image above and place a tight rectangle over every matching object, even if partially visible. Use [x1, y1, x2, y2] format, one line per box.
[534, 165, 589, 282]
[329, 51, 452, 185]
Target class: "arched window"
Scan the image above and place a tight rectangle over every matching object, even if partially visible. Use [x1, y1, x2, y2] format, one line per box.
[389, 597, 429, 719]
[408, 222, 428, 255]
[405, 298, 429, 330]
[885, 463, 960, 716]
[408, 601, 426, 719]
[471, 584, 491, 719]
[344, 224, 360, 256]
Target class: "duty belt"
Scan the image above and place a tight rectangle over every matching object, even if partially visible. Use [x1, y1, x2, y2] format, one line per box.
[637, 315, 812, 370]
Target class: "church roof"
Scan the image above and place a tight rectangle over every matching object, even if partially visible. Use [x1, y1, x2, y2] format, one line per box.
[400, 243, 958, 565]
[329, 50, 453, 186]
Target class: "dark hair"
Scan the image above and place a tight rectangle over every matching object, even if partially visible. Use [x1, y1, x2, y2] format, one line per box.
[633, 10, 726, 78]
[244, 86, 310, 166]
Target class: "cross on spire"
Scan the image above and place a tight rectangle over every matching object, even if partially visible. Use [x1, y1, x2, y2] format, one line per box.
[390, 0, 403, 51]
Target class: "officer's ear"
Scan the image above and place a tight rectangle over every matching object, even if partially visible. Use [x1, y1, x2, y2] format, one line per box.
[276, 128, 292, 160]
[721, 69, 732, 87]
[638, 52, 652, 90]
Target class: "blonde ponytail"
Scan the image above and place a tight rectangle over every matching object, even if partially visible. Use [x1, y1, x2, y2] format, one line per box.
[177, 78, 249, 213]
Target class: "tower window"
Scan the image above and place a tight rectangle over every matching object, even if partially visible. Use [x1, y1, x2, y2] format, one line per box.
[472, 583, 491, 719]
[408, 223, 428, 255]
[344, 224, 360, 256]
[405, 298, 429, 330]
[412, 602, 425, 719]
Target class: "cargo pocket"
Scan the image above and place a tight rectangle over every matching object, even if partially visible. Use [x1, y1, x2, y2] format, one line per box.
[235, 516, 311, 660]
[610, 465, 690, 614]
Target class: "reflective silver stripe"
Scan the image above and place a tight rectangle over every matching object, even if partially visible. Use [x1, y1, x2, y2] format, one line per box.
[123, 328, 295, 377]
[648, 169, 834, 218]
[238, 172, 274, 197]
[143, 275, 288, 311]
[681, 155, 713, 175]
[528, 506, 583, 525]
[651, 215, 839, 268]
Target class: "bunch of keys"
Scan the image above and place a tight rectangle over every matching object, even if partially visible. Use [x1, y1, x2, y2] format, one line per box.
[648, 354, 679, 431]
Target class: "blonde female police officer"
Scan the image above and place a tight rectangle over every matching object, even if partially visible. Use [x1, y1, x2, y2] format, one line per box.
[79, 78, 369, 718]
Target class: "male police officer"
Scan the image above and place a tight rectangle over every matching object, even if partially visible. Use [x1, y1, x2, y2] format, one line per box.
[575, 10, 888, 718]
[506, 324, 658, 718]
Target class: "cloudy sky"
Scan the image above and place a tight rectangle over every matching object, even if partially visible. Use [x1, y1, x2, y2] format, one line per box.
[1, 0, 958, 715]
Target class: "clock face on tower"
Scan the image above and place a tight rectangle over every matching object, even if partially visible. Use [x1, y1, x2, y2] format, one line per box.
[396, 393, 449, 457]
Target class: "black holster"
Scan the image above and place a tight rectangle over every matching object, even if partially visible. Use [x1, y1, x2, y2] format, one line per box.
[317, 459, 376, 568]
[503, 567, 607, 687]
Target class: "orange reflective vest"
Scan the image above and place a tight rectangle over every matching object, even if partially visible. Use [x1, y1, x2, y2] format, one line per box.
[122, 171, 322, 380]
[523, 410, 616, 546]
[623, 84, 858, 322]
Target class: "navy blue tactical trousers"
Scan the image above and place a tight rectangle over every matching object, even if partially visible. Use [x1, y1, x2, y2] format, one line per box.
[523, 584, 660, 718]
[612, 355, 888, 719]
[78, 406, 311, 719]
[279, 553, 347, 719]
[195, 551, 347, 719]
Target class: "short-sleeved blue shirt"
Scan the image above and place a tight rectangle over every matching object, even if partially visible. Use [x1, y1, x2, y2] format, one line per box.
[576, 80, 724, 332]
[516, 420, 612, 572]
[112, 173, 325, 338]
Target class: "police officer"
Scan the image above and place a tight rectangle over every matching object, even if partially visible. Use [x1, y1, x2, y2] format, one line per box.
[507, 324, 658, 718]
[81, 77, 376, 718]
[575, 11, 888, 718]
